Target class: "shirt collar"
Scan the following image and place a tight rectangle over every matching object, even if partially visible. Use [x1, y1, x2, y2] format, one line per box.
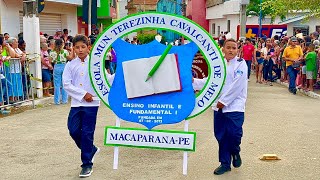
[225, 56, 238, 65]
[77, 55, 89, 62]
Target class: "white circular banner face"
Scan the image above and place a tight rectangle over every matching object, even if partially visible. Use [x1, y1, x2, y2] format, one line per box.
[89, 12, 226, 119]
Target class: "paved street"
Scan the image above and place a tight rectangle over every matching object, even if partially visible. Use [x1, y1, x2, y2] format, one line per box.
[1, 81, 320, 180]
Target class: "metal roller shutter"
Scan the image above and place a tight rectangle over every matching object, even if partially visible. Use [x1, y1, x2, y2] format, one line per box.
[19, 12, 62, 36]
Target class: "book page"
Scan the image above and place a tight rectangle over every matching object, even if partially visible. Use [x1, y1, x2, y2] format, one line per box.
[122, 58, 154, 99]
[150, 54, 181, 94]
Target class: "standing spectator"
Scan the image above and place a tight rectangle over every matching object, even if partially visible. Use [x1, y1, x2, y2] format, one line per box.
[132, 36, 138, 45]
[4, 33, 10, 41]
[7, 37, 24, 100]
[105, 49, 112, 74]
[310, 32, 319, 41]
[53, 29, 62, 40]
[110, 47, 117, 74]
[255, 42, 264, 83]
[280, 36, 289, 82]
[40, 43, 53, 97]
[241, 38, 256, 80]
[0, 43, 11, 107]
[18, 39, 26, 53]
[225, 31, 232, 40]
[49, 39, 72, 104]
[48, 39, 55, 54]
[305, 44, 317, 91]
[282, 37, 303, 94]
[295, 29, 304, 39]
[62, 29, 69, 42]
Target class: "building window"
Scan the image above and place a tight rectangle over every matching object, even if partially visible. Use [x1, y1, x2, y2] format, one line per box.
[217, 26, 221, 36]
[212, 23, 216, 36]
[227, 20, 230, 32]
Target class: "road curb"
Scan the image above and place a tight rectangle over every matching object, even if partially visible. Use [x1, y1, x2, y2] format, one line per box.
[276, 80, 320, 100]
[20, 97, 54, 108]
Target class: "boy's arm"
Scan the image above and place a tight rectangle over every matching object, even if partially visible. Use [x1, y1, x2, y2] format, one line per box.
[62, 63, 87, 102]
[106, 73, 115, 85]
[192, 78, 207, 91]
[218, 62, 247, 107]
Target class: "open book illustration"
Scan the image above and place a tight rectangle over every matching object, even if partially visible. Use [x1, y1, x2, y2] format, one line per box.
[122, 53, 181, 99]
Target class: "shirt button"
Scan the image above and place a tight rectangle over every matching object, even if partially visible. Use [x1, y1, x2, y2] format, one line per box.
[82, 63, 84, 66]
[81, 73, 84, 76]
[80, 83, 83, 86]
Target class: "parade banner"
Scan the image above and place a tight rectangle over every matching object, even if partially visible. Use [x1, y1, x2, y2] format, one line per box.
[90, 12, 226, 175]
[105, 127, 196, 151]
[89, 12, 226, 130]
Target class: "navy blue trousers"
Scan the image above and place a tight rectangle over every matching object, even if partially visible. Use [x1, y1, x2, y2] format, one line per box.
[214, 110, 244, 167]
[68, 106, 99, 168]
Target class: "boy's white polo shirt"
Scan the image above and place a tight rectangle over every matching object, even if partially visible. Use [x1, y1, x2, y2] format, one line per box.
[63, 56, 114, 107]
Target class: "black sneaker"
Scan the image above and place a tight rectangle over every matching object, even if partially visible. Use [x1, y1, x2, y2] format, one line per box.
[91, 147, 100, 163]
[292, 88, 297, 95]
[79, 167, 93, 178]
[232, 154, 242, 168]
[213, 165, 231, 175]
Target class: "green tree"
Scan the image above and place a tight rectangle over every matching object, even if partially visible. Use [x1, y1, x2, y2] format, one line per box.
[247, 0, 269, 18]
[246, 0, 286, 22]
[262, 0, 320, 20]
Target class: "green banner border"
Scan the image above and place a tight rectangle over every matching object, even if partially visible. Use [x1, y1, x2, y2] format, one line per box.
[104, 126, 196, 152]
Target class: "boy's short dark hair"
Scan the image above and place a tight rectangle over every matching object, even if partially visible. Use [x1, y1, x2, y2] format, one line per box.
[223, 38, 237, 47]
[72, 34, 89, 46]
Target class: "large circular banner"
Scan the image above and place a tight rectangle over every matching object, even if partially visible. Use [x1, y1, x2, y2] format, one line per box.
[89, 12, 226, 129]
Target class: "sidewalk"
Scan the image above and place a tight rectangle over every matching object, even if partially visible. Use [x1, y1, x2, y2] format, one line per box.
[0, 97, 54, 117]
[276, 80, 320, 99]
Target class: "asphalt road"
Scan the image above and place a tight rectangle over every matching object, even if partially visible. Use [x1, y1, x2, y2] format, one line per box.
[1, 81, 320, 180]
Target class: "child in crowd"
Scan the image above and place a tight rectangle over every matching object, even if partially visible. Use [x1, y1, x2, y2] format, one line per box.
[62, 35, 114, 178]
[40, 43, 53, 97]
[49, 38, 72, 104]
[305, 44, 317, 91]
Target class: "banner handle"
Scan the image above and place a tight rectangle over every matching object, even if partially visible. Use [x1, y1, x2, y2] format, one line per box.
[183, 120, 189, 175]
[113, 117, 121, 170]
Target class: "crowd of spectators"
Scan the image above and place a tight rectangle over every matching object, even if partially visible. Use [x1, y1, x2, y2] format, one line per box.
[236, 31, 320, 94]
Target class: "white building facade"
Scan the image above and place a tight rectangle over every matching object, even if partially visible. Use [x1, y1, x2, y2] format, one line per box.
[206, 0, 320, 39]
[0, 0, 82, 37]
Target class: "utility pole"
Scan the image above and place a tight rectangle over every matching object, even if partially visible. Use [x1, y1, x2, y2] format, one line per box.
[88, 0, 92, 36]
[23, 0, 42, 98]
[258, 0, 262, 38]
[239, 0, 249, 39]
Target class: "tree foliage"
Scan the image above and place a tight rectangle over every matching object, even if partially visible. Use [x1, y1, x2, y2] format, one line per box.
[246, 0, 270, 18]
[262, 0, 320, 20]
[246, 0, 286, 22]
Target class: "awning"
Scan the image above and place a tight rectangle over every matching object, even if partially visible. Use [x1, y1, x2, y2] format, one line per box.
[278, 16, 305, 25]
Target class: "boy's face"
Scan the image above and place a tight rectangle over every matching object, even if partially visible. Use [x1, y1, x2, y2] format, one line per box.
[223, 41, 238, 60]
[74, 41, 89, 59]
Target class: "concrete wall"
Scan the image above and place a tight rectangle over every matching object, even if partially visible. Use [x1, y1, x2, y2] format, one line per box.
[0, 0, 78, 37]
[190, 0, 209, 32]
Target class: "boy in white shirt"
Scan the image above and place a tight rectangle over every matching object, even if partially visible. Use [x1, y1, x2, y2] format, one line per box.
[193, 39, 248, 175]
[62, 35, 114, 178]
